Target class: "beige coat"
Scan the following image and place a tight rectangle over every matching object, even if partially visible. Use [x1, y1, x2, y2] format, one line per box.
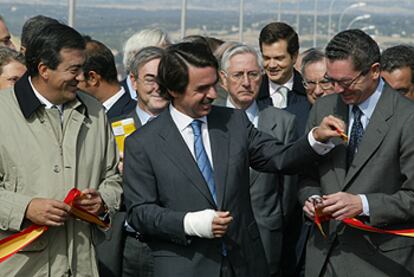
[0, 75, 122, 276]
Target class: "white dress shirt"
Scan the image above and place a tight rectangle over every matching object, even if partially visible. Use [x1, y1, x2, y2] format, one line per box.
[29, 76, 64, 121]
[169, 104, 213, 167]
[226, 97, 259, 128]
[102, 87, 125, 113]
[269, 74, 294, 109]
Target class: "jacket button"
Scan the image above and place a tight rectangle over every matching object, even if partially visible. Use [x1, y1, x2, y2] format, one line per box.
[53, 165, 61, 173]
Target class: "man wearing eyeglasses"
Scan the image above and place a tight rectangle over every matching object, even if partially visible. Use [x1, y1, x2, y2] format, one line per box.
[299, 29, 414, 276]
[99, 46, 167, 277]
[0, 16, 16, 50]
[300, 48, 335, 105]
[216, 43, 297, 276]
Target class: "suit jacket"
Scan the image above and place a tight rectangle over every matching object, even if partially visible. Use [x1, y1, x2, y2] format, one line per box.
[96, 109, 142, 277]
[123, 106, 320, 277]
[249, 105, 297, 274]
[298, 83, 414, 277]
[106, 90, 137, 120]
[257, 69, 311, 136]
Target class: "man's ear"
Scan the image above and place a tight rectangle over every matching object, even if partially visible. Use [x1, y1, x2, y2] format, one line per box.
[38, 62, 49, 80]
[130, 72, 138, 91]
[219, 70, 228, 90]
[87, 71, 100, 86]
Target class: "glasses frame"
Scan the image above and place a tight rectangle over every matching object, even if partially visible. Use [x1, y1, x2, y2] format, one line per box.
[224, 70, 263, 83]
[302, 78, 334, 90]
[324, 69, 369, 89]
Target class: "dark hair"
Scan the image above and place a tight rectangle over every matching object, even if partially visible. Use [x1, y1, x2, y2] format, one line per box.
[21, 15, 60, 50]
[259, 22, 299, 56]
[157, 42, 218, 99]
[325, 29, 380, 73]
[82, 38, 118, 83]
[381, 45, 414, 83]
[25, 23, 85, 77]
[300, 48, 325, 75]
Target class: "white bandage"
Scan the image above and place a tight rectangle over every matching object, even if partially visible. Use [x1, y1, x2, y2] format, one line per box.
[184, 209, 217, 238]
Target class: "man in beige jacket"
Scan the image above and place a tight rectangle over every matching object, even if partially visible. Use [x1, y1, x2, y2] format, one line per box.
[0, 23, 122, 276]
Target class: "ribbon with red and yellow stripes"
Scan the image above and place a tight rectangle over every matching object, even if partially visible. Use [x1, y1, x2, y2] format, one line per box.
[314, 212, 414, 238]
[0, 188, 109, 262]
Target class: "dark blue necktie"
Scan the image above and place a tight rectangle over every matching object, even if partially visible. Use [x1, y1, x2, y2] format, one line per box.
[347, 106, 364, 168]
[191, 120, 217, 204]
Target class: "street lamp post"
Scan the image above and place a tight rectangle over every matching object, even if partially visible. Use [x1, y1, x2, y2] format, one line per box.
[328, 0, 337, 38]
[338, 2, 366, 32]
[278, 0, 282, 21]
[313, 0, 318, 47]
[180, 0, 187, 39]
[68, 0, 76, 27]
[346, 14, 371, 30]
[239, 0, 244, 42]
[361, 25, 376, 32]
[296, 0, 300, 36]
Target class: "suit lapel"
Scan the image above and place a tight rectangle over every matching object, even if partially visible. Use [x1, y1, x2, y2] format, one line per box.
[158, 110, 217, 207]
[343, 86, 393, 189]
[250, 108, 277, 184]
[208, 109, 230, 209]
[330, 97, 349, 188]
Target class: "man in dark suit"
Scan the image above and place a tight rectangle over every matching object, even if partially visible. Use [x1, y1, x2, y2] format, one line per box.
[98, 47, 167, 277]
[256, 22, 311, 276]
[123, 42, 344, 277]
[216, 43, 297, 276]
[257, 22, 310, 136]
[77, 37, 136, 120]
[299, 29, 414, 277]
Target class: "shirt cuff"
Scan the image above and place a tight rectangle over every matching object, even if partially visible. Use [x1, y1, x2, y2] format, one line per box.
[308, 127, 335, 155]
[358, 194, 370, 216]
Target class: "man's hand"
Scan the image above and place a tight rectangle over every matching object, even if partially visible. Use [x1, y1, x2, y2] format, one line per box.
[74, 188, 105, 216]
[321, 192, 362, 220]
[118, 151, 124, 175]
[25, 198, 71, 226]
[303, 195, 324, 219]
[313, 115, 346, 143]
[212, 211, 233, 238]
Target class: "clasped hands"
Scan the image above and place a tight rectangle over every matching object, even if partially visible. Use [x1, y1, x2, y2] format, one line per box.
[303, 192, 363, 221]
[25, 188, 105, 227]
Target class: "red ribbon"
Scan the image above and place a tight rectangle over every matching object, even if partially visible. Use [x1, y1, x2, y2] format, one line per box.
[0, 188, 109, 263]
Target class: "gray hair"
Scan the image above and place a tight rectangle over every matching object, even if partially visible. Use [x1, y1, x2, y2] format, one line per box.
[220, 43, 263, 73]
[0, 46, 25, 75]
[300, 48, 325, 75]
[130, 46, 164, 78]
[123, 28, 172, 72]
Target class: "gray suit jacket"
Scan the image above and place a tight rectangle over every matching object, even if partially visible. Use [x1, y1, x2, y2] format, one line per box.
[298, 83, 414, 277]
[249, 105, 297, 274]
[123, 106, 320, 277]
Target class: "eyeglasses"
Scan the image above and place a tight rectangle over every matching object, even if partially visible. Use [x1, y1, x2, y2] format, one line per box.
[303, 78, 333, 90]
[225, 71, 262, 82]
[324, 70, 367, 89]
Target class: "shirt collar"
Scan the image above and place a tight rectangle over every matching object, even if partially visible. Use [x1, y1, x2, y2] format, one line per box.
[102, 86, 125, 112]
[269, 73, 294, 94]
[226, 96, 258, 125]
[136, 104, 156, 126]
[126, 75, 137, 100]
[351, 78, 384, 120]
[29, 76, 62, 110]
[169, 103, 207, 132]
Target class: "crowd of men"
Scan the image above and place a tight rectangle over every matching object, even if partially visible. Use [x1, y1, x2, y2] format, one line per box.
[0, 13, 414, 277]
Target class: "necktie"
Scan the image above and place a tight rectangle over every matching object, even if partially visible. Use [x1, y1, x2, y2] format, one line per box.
[191, 120, 217, 204]
[347, 105, 364, 168]
[271, 86, 288, 109]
